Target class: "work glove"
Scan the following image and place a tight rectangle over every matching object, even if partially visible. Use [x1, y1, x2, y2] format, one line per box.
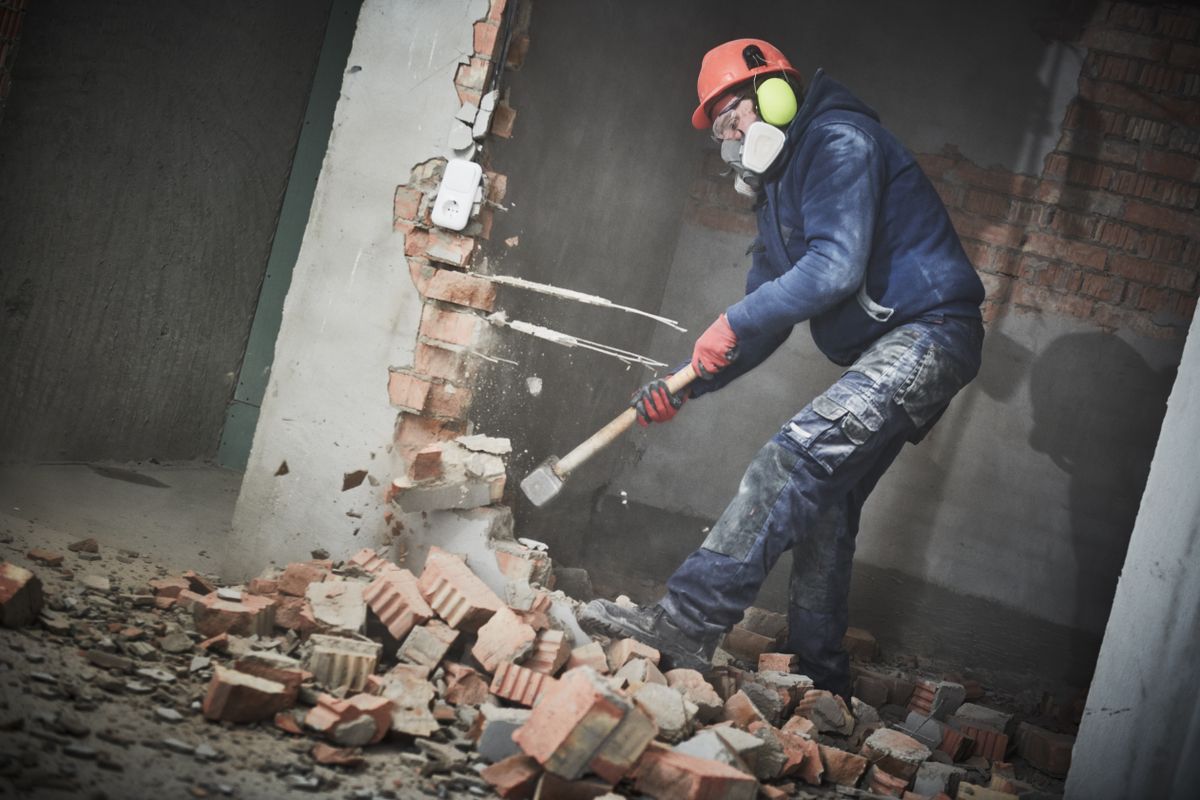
[692, 313, 739, 379]
[631, 378, 688, 427]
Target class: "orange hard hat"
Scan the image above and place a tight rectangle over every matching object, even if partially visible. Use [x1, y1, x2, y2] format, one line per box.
[692, 39, 802, 130]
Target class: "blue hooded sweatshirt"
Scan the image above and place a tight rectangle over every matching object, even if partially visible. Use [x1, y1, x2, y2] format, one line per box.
[693, 70, 984, 396]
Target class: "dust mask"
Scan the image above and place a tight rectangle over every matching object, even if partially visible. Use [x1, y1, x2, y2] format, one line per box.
[720, 121, 787, 197]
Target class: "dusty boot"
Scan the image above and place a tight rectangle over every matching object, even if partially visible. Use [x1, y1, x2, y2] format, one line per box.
[578, 599, 718, 672]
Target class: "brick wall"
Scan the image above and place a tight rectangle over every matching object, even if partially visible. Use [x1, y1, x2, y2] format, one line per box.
[0, 0, 28, 126]
[684, 2, 1200, 341]
[387, 0, 526, 482]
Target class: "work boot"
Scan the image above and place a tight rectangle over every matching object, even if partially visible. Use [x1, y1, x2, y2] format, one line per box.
[578, 599, 718, 672]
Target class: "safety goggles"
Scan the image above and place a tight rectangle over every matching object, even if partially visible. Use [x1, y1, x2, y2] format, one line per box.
[710, 93, 751, 142]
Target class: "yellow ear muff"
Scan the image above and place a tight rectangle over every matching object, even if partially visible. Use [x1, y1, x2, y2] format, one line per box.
[756, 77, 798, 127]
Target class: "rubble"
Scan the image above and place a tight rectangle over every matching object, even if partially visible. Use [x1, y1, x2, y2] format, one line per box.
[0, 522, 1072, 800]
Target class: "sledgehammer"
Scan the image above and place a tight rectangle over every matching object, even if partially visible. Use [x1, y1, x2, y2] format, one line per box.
[520, 364, 698, 507]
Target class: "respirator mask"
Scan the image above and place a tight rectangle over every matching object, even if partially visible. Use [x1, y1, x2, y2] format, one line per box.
[716, 76, 797, 197]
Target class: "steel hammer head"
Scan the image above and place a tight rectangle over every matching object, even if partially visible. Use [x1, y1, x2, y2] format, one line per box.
[520, 457, 563, 507]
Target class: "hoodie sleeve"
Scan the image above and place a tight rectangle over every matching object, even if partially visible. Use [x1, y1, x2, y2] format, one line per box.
[724, 122, 885, 341]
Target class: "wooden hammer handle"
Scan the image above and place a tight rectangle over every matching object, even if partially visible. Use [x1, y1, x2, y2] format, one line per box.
[555, 364, 698, 479]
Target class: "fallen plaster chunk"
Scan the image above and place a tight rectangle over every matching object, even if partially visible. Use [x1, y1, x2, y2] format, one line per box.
[456, 101, 479, 124]
[455, 434, 512, 455]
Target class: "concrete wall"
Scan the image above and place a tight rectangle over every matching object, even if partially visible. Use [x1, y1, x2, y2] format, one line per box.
[1066, 309, 1200, 798]
[473, 0, 1192, 688]
[0, 0, 331, 462]
[229, 0, 489, 577]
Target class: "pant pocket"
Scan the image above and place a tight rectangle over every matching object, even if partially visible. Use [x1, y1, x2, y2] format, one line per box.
[894, 343, 968, 430]
[782, 380, 884, 475]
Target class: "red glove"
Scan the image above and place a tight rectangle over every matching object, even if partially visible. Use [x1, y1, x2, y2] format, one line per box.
[631, 378, 688, 426]
[692, 314, 739, 379]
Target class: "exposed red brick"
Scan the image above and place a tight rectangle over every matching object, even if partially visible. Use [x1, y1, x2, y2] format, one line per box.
[1082, 26, 1166, 60]
[948, 211, 1026, 249]
[394, 185, 423, 224]
[472, 606, 537, 671]
[0, 562, 43, 628]
[363, 567, 432, 641]
[305, 693, 392, 744]
[424, 268, 496, 311]
[1016, 723, 1074, 777]
[419, 304, 483, 348]
[492, 101, 517, 139]
[758, 653, 798, 673]
[426, 379, 472, 419]
[202, 665, 294, 723]
[418, 546, 503, 630]
[387, 369, 433, 414]
[191, 592, 275, 638]
[481, 754, 541, 799]
[486, 0, 507, 24]
[474, 21, 500, 60]
[491, 660, 555, 706]
[413, 341, 470, 383]
[444, 662, 491, 706]
[525, 629, 571, 675]
[566, 641, 610, 674]
[843, 627, 878, 661]
[278, 561, 328, 597]
[26, 548, 63, 567]
[606, 638, 660, 671]
[632, 742, 758, 800]
[1125, 199, 1200, 238]
[506, 34, 530, 70]
[820, 744, 868, 786]
[865, 764, 909, 797]
[1024, 232, 1108, 270]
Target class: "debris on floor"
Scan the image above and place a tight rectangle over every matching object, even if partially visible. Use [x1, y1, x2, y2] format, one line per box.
[0, 518, 1074, 799]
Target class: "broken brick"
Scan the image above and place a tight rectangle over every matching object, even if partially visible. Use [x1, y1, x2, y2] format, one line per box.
[347, 548, 391, 575]
[606, 638, 660, 672]
[363, 567, 432, 641]
[491, 661, 555, 707]
[424, 268, 496, 311]
[865, 764, 911, 797]
[723, 690, 769, 729]
[0, 562, 43, 628]
[305, 693, 392, 745]
[938, 725, 974, 761]
[245, 578, 278, 595]
[278, 561, 328, 597]
[513, 666, 656, 781]
[524, 628, 570, 675]
[664, 669, 724, 723]
[861, 728, 931, 781]
[233, 651, 310, 695]
[191, 591, 275, 638]
[566, 641, 609, 674]
[310, 742, 364, 767]
[306, 579, 367, 633]
[909, 680, 966, 720]
[26, 548, 64, 567]
[721, 625, 774, 663]
[481, 753, 542, 799]
[758, 653, 798, 673]
[472, 606, 537, 672]
[819, 743, 868, 786]
[305, 633, 381, 692]
[201, 665, 294, 723]
[1015, 722, 1073, 777]
[396, 619, 458, 672]
[444, 662, 491, 706]
[372, 666, 438, 737]
[781, 714, 816, 738]
[614, 657, 667, 690]
[182, 570, 218, 594]
[149, 576, 190, 598]
[418, 546, 503, 630]
[633, 682, 696, 744]
[408, 445, 445, 483]
[843, 627, 878, 661]
[273, 595, 319, 635]
[631, 742, 758, 800]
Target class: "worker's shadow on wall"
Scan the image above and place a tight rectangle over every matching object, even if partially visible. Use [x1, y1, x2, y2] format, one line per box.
[1028, 331, 1174, 685]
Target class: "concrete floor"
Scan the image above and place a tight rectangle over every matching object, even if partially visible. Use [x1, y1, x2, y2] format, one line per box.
[0, 463, 241, 575]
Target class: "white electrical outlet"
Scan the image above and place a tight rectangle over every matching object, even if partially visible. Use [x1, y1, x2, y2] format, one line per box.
[431, 159, 483, 231]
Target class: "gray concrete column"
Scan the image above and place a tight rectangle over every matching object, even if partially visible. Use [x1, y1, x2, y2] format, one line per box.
[1066, 311, 1200, 797]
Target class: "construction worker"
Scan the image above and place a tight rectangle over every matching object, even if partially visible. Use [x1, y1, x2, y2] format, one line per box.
[580, 39, 985, 703]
